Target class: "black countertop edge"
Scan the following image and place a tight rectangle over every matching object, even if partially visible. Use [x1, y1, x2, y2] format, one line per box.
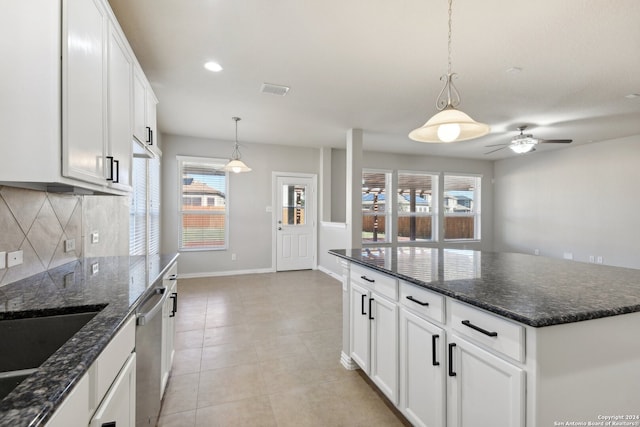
[0, 253, 179, 427]
[329, 249, 640, 328]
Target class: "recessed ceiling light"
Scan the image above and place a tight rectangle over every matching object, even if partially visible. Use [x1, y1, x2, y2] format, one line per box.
[624, 93, 640, 99]
[260, 83, 290, 96]
[506, 67, 522, 74]
[204, 61, 223, 72]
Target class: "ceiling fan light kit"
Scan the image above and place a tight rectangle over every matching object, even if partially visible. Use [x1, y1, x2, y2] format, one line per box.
[223, 117, 252, 173]
[409, 0, 489, 144]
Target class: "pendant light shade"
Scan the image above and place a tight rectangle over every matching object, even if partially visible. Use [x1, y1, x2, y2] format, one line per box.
[409, 0, 489, 143]
[223, 117, 252, 173]
[409, 107, 491, 143]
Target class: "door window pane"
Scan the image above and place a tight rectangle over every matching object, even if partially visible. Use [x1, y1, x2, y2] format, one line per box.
[281, 184, 306, 225]
[362, 170, 390, 243]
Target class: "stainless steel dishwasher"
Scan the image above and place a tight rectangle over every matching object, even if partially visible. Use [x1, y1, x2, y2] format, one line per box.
[135, 283, 168, 427]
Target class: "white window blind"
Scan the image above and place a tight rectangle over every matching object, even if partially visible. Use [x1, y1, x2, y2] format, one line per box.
[130, 156, 147, 256]
[178, 156, 228, 251]
[149, 157, 161, 256]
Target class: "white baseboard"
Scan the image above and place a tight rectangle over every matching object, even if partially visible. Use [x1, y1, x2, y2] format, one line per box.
[340, 351, 358, 370]
[318, 265, 343, 281]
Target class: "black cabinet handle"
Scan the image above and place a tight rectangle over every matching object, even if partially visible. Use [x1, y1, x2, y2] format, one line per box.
[448, 343, 457, 376]
[106, 156, 114, 181]
[361, 294, 367, 316]
[432, 334, 440, 366]
[462, 320, 498, 337]
[360, 275, 375, 283]
[169, 274, 177, 281]
[146, 126, 153, 145]
[406, 295, 429, 306]
[102, 422, 116, 427]
[113, 159, 119, 183]
[369, 298, 374, 320]
[170, 292, 178, 317]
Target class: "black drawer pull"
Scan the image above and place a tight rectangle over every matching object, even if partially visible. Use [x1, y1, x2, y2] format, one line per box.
[361, 294, 367, 316]
[448, 343, 456, 376]
[432, 334, 440, 366]
[106, 156, 114, 181]
[406, 295, 429, 306]
[462, 320, 498, 337]
[369, 297, 374, 320]
[360, 275, 375, 283]
[170, 292, 178, 317]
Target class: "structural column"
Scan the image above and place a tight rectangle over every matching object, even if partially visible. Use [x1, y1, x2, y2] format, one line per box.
[345, 128, 363, 250]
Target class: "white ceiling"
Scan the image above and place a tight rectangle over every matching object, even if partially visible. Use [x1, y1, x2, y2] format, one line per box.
[107, 0, 640, 160]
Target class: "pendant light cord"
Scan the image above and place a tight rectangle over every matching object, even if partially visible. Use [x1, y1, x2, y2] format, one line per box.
[232, 117, 242, 160]
[447, 0, 453, 75]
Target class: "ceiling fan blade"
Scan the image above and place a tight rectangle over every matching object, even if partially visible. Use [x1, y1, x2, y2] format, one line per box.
[538, 139, 572, 144]
[484, 143, 510, 148]
[484, 146, 508, 155]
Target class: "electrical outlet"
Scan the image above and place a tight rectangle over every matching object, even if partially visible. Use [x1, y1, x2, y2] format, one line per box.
[64, 239, 75, 253]
[563, 252, 573, 260]
[64, 272, 75, 288]
[91, 262, 99, 275]
[231, 253, 237, 261]
[0, 251, 5, 269]
[7, 250, 23, 267]
[91, 232, 99, 244]
[597, 256, 604, 264]
[589, 255, 595, 263]
[534, 249, 540, 256]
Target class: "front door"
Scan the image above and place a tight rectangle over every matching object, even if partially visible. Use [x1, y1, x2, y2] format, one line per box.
[276, 175, 316, 271]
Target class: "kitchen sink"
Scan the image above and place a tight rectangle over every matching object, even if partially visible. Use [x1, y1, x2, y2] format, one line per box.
[0, 310, 100, 399]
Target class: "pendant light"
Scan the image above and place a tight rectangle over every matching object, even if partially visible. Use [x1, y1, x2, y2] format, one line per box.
[223, 117, 252, 173]
[409, 0, 490, 143]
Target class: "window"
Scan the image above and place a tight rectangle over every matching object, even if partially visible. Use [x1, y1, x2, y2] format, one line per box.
[397, 172, 437, 242]
[443, 174, 481, 240]
[130, 157, 147, 256]
[362, 170, 391, 244]
[178, 156, 228, 250]
[149, 157, 160, 256]
[282, 184, 307, 225]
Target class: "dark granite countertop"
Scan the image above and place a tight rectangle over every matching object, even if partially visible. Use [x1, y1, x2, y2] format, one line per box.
[330, 247, 640, 327]
[0, 253, 179, 427]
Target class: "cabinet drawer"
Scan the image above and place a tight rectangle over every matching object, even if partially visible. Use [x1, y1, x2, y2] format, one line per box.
[351, 263, 398, 301]
[450, 300, 525, 362]
[95, 315, 135, 403]
[399, 281, 445, 324]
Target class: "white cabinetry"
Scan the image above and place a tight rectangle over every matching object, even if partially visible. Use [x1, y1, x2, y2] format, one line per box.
[45, 315, 136, 427]
[447, 334, 525, 427]
[133, 67, 160, 157]
[399, 308, 445, 427]
[62, 0, 108, 186]
[106, 19, 133, 190]
[161, 263, 178, 397]
[0, 0, 155, 195]
[349, 265, 399, 404]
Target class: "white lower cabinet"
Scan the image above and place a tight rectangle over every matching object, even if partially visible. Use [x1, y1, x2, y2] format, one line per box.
[350, 283, 399, 404]
[447, 334, 525, 427]
[45, 315, 136, 427]
[399, 308, 445, 427]
[90, 352, 136, 427]
[161, 265, 178, 397]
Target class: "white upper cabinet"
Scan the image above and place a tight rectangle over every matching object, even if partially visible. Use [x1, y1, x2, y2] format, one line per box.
[0, 0, 155, 195]
[133, 65, 160, 157]
[106, 19, 133, 190]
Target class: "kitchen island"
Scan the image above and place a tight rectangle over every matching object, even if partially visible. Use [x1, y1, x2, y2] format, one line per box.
[331, 247, 640, 427]
[0, 254, 178, 427]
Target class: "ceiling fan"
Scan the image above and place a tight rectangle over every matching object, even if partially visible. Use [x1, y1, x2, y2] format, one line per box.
[485, 126, 573, 154]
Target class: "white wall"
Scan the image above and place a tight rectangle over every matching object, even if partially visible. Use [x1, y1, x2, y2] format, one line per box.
[493, 135, 640, 269]
[161, 133, 321, 277]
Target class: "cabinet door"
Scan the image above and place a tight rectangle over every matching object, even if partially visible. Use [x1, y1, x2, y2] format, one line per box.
[448, 334, 525, 427]
[132, 67, 147, 144]
[161, 278, 177, 397]
[399, 309, 445, 427]
[107, 20, 132, 190]
[145, 89, 158, 146]
[370, 293, 399, 404]
[90, 352, 136, 427]
[62, 0, 107, 185]
[350, 283, 370, 372]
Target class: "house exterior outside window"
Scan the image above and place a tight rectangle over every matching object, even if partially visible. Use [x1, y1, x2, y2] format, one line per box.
[443, 174, 481, 241]
[397, 171, 438, 242]
[178, 156, 228, 250]
[362, 169, 392, 244]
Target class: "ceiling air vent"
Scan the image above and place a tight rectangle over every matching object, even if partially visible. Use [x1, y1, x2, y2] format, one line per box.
[260, 83, 290, 96]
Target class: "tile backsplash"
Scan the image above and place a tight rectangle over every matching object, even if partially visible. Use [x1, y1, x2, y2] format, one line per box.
[0, 186, 129, 287]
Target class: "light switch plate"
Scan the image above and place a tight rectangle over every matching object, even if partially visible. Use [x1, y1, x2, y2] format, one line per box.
[91, 262, 99, 275]
[0, 251, 6, 269]
[64, 239, 75, 253]
[91, 232, 99, 244]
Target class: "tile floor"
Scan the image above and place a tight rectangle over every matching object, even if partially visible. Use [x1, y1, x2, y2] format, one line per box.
[157, 270, 408, 427]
